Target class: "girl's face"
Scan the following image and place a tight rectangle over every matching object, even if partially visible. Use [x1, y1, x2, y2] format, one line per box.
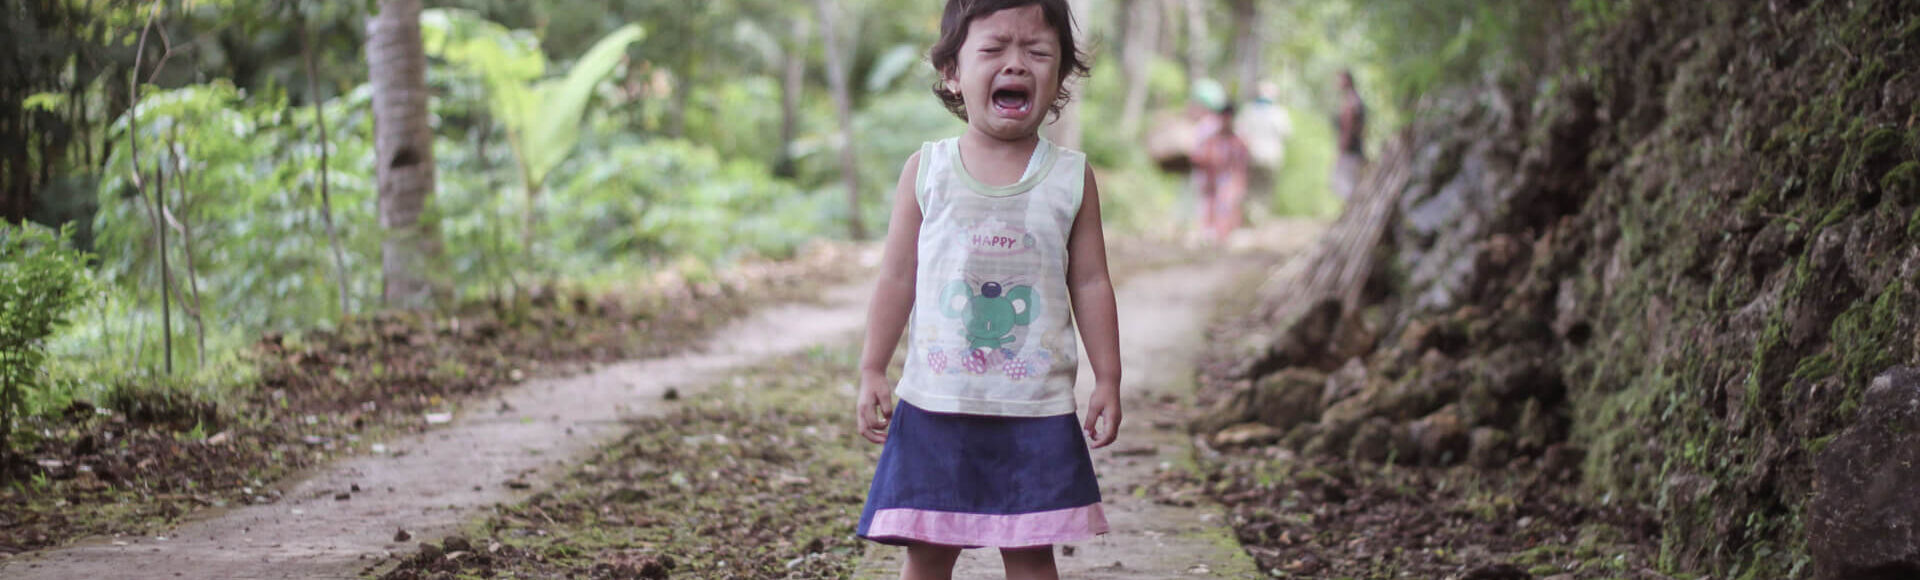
[945, 5, 1061, 142]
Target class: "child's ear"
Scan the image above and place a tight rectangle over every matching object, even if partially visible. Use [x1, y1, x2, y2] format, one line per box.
[940, 70, 958, 94]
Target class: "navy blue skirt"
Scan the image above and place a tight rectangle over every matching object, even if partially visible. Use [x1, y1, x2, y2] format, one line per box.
[856, 400, 1107, 549]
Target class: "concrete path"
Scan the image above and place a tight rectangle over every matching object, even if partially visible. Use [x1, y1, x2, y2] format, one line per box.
[1, 281, 876, 580]
[854, 251, 1296, 579]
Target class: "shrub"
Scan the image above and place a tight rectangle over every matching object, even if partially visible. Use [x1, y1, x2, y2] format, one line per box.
[0, 224, 95, 456]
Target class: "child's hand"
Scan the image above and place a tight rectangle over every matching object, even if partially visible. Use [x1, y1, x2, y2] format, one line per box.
[855, 374, 894, 444]
[1083, 383, 1122, 449]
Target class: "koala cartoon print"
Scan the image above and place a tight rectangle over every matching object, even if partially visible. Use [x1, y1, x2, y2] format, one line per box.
[922, 216, 1056, 381]
[941, 278, 1035, 350]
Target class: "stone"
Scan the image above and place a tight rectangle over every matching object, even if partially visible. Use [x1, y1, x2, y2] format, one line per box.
[1788, 226, 1853, 347]
[1468, 427, 1513, 469]
[1286, 298, 1345, 366]
[1331, 310, 1381, 361]
[1281, 423, 1321, 450]
[1406, 405, 1470, 465]
[1477, 344, 1561, 401]
[1810, 366, 1920, 580]
[1349, 417, 1396, 463]
[1551, 278, 1585, 342]
[1539, 443, 1585, 482]
[1212, 422, 1284, 449]
[1318, 389, 1376, 433]
[1322, 357, 1369, 407]
[1376, 350, 1464, 421]
[1197, 368, 1328, 436]
[1233, 299, 1345, 379]
[1249, 368, 1329, 430]
[1744, 219, 1794, 278]
[1512, 398, 1559, 453]
[1194, 381, 1259, 435]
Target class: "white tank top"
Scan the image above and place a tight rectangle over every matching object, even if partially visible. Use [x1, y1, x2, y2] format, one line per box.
[896, 137, 1085, 417]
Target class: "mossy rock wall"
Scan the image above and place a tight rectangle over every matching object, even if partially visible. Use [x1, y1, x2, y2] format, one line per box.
[1226, 1, 1920, 577]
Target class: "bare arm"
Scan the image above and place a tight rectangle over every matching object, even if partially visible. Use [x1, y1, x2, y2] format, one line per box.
[854, 151, 924, 444]
[1066, 165, 1123, 448]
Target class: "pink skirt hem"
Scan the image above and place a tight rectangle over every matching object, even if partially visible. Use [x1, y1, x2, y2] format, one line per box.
[862, 504, 1109, 548]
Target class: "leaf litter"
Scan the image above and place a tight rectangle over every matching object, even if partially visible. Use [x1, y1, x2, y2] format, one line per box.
[376, 345, 875, 580]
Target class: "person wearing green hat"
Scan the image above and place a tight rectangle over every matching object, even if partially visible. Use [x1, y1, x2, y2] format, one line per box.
[1190, 77, 1227, 111]
[1188, 79, 1250, 244]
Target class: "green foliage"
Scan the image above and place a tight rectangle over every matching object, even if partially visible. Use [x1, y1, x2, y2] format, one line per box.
[0, 225, 96, 452]
[544, 140, 831, 281]
[423, 9, 645, 191]
[1354, 0, 1558, 109]
[1269, 113, 1342, 218]
[96, 82, 381, 334]
[682, 77, 787, 168]
[850, 88, 964, 187]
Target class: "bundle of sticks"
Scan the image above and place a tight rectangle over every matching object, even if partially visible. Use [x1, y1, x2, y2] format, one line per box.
[1261, 137, 1412, 324]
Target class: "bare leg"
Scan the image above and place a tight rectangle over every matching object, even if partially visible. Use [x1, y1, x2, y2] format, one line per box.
[901, 542, 962, 580]
[1217, 172, 1248, 243]
[1192, 171, 1217, 240]
[1000, 545, 1059, 580]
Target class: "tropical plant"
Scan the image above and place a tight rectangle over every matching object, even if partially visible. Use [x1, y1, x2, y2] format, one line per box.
[421, 8, 645, 258]
[545, 139, 830, 279]
[0, 225, 95, 456]
[95, 82, 381, 344]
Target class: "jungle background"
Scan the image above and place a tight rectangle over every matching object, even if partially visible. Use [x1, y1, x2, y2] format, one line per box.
[4, 0, 1919, 579]
[2, 0, 1399, 414]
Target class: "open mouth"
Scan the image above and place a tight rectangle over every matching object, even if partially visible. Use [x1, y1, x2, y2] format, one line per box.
[991, 86, 1034, 118]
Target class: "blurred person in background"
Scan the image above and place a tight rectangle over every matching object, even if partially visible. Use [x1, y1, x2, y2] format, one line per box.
[1236, 80, 1293, 219]
[1332, 69, 1367, 201]
[1194, 103, 1250, 243]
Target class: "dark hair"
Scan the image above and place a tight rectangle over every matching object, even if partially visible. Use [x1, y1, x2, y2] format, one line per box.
[929, 0, 1091, 122]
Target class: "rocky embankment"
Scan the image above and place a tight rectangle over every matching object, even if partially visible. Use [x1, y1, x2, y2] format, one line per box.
[1201, 2, 1920, 578]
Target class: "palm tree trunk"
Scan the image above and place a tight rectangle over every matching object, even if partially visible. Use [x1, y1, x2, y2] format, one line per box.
[815, 0, 864, 240]
[367, 0, 441, 309]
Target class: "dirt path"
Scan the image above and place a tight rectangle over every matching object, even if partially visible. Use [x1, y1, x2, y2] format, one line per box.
[1, 281, 877, 580]
[855, 224, 1321, 579]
